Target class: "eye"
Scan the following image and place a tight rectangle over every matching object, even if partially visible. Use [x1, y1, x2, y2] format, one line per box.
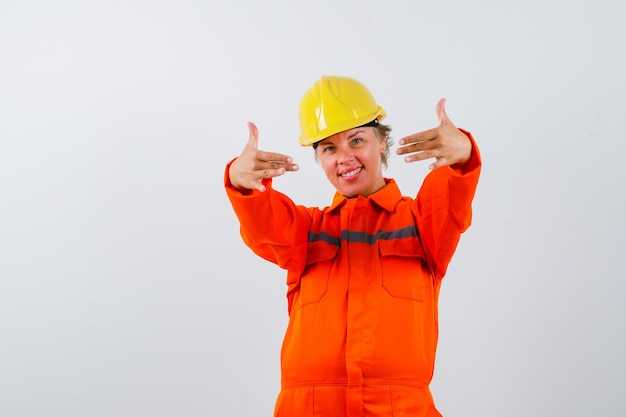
[322, 145, 335, 153]
[351, 137, 363, 145]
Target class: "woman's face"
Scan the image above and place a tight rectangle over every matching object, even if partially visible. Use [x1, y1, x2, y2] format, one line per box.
[315, 126, 386, 198]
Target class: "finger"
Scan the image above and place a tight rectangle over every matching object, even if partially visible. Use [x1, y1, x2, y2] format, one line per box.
[428, 156, 449, 171]
[246, 121, 259, 150]
[397, 127, 438, 147]
[436, 98, 449, 126]
[248, 162, 300, 192]
[251, 167, 289, 193]
[401, 148, 442, 163]
[247, 169, 281, 193]
[257, 150, 295, 166]
[256, 153, 299, 173]
[256, 160, 300, 174]
[396, 137, 439, 156]
[254, 180, 266, 193]
[261, 167, 288, 178]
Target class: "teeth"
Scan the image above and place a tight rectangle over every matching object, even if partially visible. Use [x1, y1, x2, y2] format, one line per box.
[341, 167, 362, 178]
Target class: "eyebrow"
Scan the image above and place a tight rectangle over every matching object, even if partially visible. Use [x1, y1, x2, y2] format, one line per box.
[319, 129, 366, 146]
[347, 129, 366, 139]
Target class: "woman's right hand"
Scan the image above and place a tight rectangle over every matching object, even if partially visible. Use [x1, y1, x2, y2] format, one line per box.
[228, 122, 299, 192]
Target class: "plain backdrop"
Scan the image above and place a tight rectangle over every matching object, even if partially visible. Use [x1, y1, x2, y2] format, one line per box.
[1, 0, 625, 416]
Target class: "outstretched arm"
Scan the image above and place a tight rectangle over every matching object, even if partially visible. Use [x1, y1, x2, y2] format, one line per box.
[396, 99, 481, 279]
[225, 122, 310, 271]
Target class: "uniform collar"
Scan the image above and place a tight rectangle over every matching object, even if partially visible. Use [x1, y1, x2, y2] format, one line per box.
[327, 178, 402, 213]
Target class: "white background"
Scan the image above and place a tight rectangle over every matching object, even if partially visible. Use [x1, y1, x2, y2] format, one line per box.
[1, 0, 624, 416]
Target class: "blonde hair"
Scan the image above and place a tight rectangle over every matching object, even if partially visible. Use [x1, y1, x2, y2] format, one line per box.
[374, 123, 393, 169]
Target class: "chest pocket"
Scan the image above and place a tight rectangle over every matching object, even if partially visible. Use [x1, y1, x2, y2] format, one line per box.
[299, 242, 339, 307]
[378, 237, 430, 302]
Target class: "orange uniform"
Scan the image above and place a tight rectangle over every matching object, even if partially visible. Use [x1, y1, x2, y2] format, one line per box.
[225, 130, 481, 416]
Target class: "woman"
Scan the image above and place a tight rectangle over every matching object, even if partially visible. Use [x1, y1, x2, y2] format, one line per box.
[225, 75, 481, 416]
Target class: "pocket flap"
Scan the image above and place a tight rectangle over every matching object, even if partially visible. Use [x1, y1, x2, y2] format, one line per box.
[378, 236, 424, 258]
[305, 241, 340, 265]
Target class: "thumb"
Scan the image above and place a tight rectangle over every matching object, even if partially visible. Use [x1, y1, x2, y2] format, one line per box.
[436, 98, 450, 126]
[246, 121, 259, 150]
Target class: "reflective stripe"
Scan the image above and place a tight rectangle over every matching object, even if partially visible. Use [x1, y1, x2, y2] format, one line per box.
[309, 225, 417, 246]
[307, 231, 341, 246]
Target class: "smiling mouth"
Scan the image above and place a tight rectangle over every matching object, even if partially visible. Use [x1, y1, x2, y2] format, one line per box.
[340, 167, 363, 178]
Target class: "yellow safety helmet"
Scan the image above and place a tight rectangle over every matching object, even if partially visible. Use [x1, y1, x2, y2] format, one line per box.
[298, 75, 386, 146]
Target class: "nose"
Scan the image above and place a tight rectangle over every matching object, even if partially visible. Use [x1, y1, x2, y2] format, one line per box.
[337, 146, 353, 164]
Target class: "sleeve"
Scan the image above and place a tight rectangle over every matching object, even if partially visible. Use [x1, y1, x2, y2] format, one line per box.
[224, 158, 311, 276]
[413, 128, 482, 280]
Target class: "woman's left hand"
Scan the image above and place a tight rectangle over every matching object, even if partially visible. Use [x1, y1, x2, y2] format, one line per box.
[396, 98, 472, 170]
